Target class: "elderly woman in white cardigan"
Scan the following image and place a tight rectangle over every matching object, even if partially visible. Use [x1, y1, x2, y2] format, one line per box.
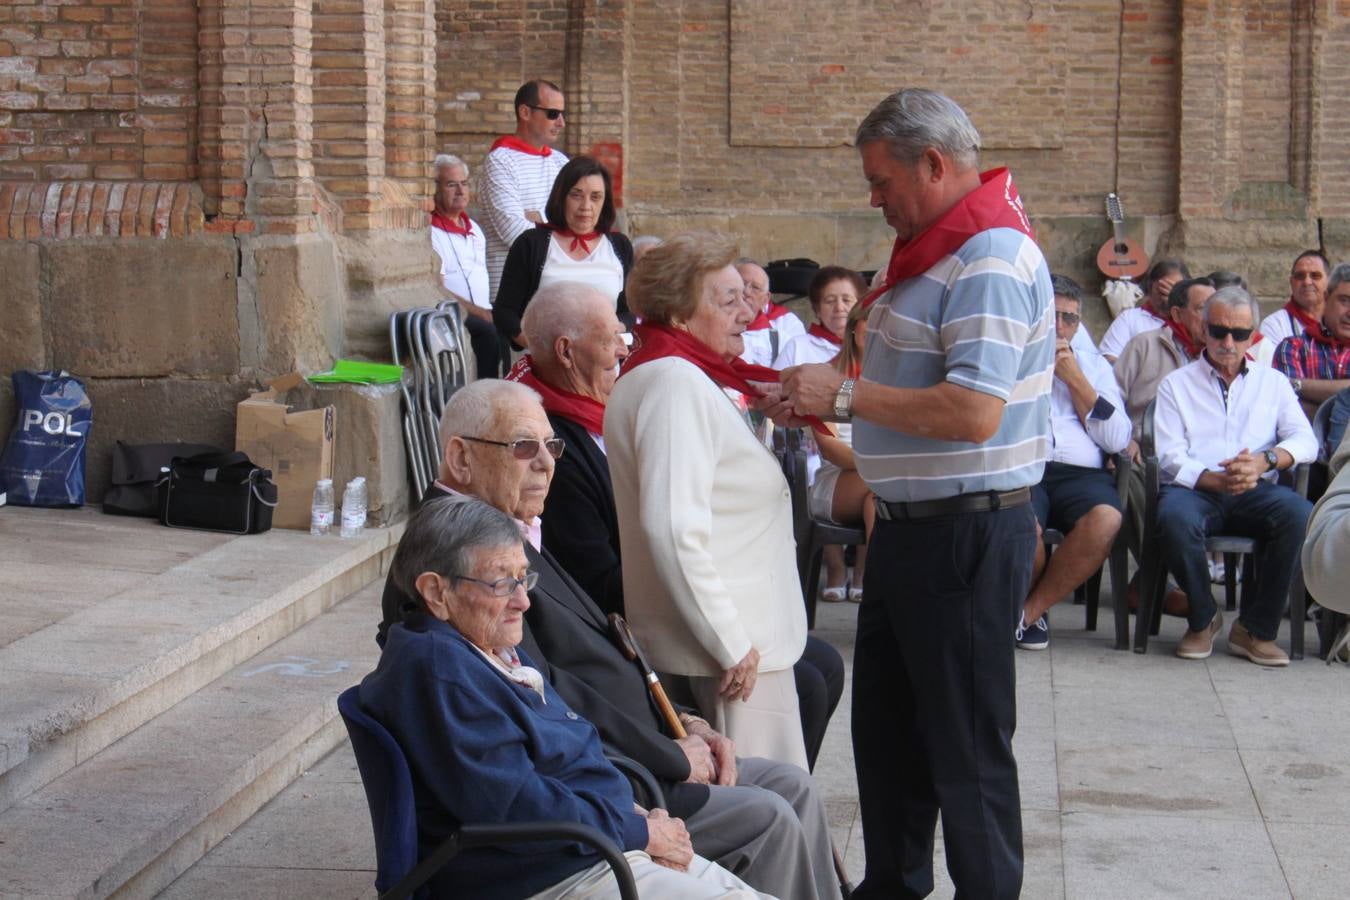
[604, 232, 810, 771]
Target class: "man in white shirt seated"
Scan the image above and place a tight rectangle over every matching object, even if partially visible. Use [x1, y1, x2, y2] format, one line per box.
[1153, 286, 1317, 666]
[1259, 250, 1329, 347]
[736, 259, 805, 368]
[430, 154, 500, 379]
[1016, 276, 1130, 650]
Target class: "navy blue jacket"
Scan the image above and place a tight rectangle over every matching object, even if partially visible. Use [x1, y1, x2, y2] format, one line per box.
[359, 613, 648, 899]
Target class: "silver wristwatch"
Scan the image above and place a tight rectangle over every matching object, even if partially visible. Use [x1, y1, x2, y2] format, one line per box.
[833, 378, 856, 419]
[1290, 377, 1303, 398]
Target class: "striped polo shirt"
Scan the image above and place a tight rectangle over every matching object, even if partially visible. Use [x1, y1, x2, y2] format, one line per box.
[854, 227, 1055, 503]
[477, 145, 569, 303]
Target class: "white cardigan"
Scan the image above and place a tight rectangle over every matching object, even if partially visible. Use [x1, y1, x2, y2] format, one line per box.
[604, 357, 807, 677]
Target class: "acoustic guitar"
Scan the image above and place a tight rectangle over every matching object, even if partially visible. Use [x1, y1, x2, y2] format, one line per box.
[1095, 193, 1148, 280]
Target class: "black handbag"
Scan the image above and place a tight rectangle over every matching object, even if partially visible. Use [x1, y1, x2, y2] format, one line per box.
[158, 451, 278, 534]
[103, 441, 223, 517]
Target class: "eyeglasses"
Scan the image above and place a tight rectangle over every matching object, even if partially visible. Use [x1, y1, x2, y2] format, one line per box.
[461, 435, 565, 460]
[1055, 311, 1081, 326]
[453, 570, 539, 597]
[1206, 324, 1254, 342]
[529, 105, 565, 120]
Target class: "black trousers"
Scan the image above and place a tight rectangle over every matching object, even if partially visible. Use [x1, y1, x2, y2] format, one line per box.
[852, 503, 1035, 900]
[463, 314, 503, 380]
[793, 634, 845, 772]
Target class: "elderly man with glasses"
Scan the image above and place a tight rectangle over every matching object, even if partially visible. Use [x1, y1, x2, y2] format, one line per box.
[375, 378, 843, 900]
[1014, 275, 1130, 651]
[479, 79, 571, 301]
[1153, 286, 1317, 665]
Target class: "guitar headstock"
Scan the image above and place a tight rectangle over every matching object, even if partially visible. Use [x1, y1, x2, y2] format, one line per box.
[1105, 193, 1125, 224]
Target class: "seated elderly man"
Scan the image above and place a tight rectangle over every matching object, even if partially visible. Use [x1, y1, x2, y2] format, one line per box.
[1016, 276, 1129, 650]
[1274, 261, 1350, 421]
[736, 258, 805, 368]
[1153, 286, 1317, 665]
[376, 378, 842, 900]
[360, 495, 766, 898]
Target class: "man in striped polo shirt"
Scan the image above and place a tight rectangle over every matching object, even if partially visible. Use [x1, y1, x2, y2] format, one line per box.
[776, 88, 1053, 899]
[479, 79, 570, 302]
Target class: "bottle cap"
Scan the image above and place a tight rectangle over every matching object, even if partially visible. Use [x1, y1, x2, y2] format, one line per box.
[317, 478, 332, 486]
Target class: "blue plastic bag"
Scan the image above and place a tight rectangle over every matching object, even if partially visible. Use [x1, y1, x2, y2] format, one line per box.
[1, 370, 92, 507]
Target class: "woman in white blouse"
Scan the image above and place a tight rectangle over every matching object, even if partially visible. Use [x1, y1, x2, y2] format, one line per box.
[774, 268, 872, 601]
[494, 156, 634, 348]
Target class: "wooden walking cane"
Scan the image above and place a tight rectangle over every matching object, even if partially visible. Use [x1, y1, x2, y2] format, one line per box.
[607, 613, 687, 739]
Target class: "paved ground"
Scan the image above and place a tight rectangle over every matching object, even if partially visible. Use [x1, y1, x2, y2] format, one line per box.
[163, 594, 1348, 899]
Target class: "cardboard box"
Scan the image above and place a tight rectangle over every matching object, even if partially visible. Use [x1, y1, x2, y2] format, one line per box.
[235, 373, 335, 530]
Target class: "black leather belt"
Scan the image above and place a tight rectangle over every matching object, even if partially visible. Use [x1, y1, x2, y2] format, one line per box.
[874, 487, 1031, 522]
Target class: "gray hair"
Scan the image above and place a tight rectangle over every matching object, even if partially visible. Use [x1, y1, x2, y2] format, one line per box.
[390, 494, 521, 609]
[434, 153, 468, 176]
[854, 88, 981, 169]
[437, 378, 542, 453]
[521, 281, 610, 364]
[1203, 285, 1261, 324]
[1327, 262, 1350, 297]
[632, 235, 663, 253]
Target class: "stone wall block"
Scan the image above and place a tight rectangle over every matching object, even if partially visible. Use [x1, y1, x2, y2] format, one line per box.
[337, 228, 442, 360]
[250, 235, 345, 376]
[0, 242, 46, 375]
[47, 238, 240, 377]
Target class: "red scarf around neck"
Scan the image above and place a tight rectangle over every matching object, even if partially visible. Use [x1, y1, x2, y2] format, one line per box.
[807, 323, 843, 346]
[490, 134, 553, 157]
[1162, 317, 1201, 360]
[431, 211, 472, 236]
[507, 356, 607, 436]
[1284, 299, 1322, 337]
[862, 167, 1036, 308]
[542, 223, 602, 254]
[620, 323, 828, 433]
[747, 303, 792, 331]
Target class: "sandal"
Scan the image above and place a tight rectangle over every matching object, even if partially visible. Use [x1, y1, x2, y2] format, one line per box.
[821, 586, 847, 603]
[847, 586, 863, 603]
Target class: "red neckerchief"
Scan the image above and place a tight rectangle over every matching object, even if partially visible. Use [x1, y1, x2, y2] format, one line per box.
[542, 223, 602, 254]
[747, 303, 792, 331]
[1162, 317, 1201, 360]
[1284, 299, 1322, 336]
[506, 356, 607, 435]
[1141, 303, 1167, 323]
[1302, 323, 1348, 349]
[807, 323, 843, 346]
[490, 135, 552, 157]
[431, 211, 472, 236]
[862, 167, 1036, 308]
[620, 323, 828, 434]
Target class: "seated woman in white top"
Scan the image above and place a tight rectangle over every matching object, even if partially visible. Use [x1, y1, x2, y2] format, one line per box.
[494, 155, 635, 348]
[775, 271, 873, 601]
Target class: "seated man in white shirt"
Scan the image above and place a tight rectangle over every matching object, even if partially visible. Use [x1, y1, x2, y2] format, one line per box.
[736, 259, 805, 368]
[1154, 286, 1318, 666]
[430, 154, 500, 379]
[1016, 276, 1130, 650]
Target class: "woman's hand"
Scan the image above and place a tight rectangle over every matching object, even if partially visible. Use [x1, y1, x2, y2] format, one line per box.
[719, 647, 760, 701]
[644, 809, 693, 872]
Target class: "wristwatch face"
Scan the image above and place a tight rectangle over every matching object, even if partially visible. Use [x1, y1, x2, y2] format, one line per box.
[1264, 449, 1279, 470]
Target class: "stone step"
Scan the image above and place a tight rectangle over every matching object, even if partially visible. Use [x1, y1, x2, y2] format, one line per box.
[0, 581, 384, 900]
[0, 508, 402, 816]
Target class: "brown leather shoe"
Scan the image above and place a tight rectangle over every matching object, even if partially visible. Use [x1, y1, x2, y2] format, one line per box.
[1125, 579, 1190, 617]
[1227, 620, 1290, 667]
[1176, 610, 1223, 660]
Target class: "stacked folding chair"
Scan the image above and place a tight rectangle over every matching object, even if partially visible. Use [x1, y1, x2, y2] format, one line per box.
[390, 302, 469, 498]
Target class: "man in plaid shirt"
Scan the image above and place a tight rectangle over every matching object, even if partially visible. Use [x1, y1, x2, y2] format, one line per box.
[1274, 262, 1350, 420]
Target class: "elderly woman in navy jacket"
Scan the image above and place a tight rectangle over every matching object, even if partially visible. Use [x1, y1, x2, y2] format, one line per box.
[358, 494, 766, 900]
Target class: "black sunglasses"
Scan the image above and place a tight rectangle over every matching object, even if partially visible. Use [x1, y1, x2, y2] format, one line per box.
[1055, 310, 1081, 326]
[461, 435, 565, 460]
[1206, 324, 1254, 342]
[529, 105, 565, 120]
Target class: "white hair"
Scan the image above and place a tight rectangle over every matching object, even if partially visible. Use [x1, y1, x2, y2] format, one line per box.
[521, 281, 610, 364]
[437, 379, 542, 451]
[1203, 285, 1261, 324]
[854, 88, 981, 170]
[632, 235, 663, 253]
[434, 153, 468, 176]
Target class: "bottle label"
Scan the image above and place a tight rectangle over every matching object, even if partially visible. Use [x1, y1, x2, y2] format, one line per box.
[341, 510, 364, 528]
[312, 510, 334, 528]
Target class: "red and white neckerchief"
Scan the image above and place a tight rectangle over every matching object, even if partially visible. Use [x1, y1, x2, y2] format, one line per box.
[431, 211, 472, 236]
[1283, 299, 1322, 337]
[861, 167, 1037, 309]
[542, 223, 602, 254]
[746, 303, 792, 331]
[490, 135, 552, 157]
[506, 356, 607, 436]
[807, 323, 843, 346]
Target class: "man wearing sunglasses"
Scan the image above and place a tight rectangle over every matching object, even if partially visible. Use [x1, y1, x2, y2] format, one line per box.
[376, 378, 842, 900]
[1153, 286, 1317, 665]
[480, 79, 571, 302]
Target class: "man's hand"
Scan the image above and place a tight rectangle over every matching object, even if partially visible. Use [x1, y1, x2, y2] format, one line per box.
[1053, 338, 1081, 382]
[644, 809, 693, 872]
[684, 720, 738, 787]
[460, 302, 492, 323]
[1219, 449, 1263, 495]
[524, 209, 544, 224]
[1124, 439, 1142, 466]
[720, 647, 760, 701]
[675, 735, 716, 785]
[781, 363, 846, 418]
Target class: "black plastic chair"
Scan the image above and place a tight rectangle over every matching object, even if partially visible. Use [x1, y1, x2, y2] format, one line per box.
[1133, 401, 1308, 658]
[337, 686, 639, 900]
[1038, 452, 1132, 649]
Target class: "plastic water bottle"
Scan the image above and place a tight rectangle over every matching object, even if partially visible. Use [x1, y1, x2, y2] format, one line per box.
[310, 478, 334, 535]
[340, 476, 367, 538]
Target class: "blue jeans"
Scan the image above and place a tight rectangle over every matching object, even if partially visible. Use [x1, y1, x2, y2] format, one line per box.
[1156, 481, 1312, 640]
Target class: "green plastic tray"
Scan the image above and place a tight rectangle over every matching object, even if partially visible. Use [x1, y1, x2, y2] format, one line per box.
[307, 359, 404, 384]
